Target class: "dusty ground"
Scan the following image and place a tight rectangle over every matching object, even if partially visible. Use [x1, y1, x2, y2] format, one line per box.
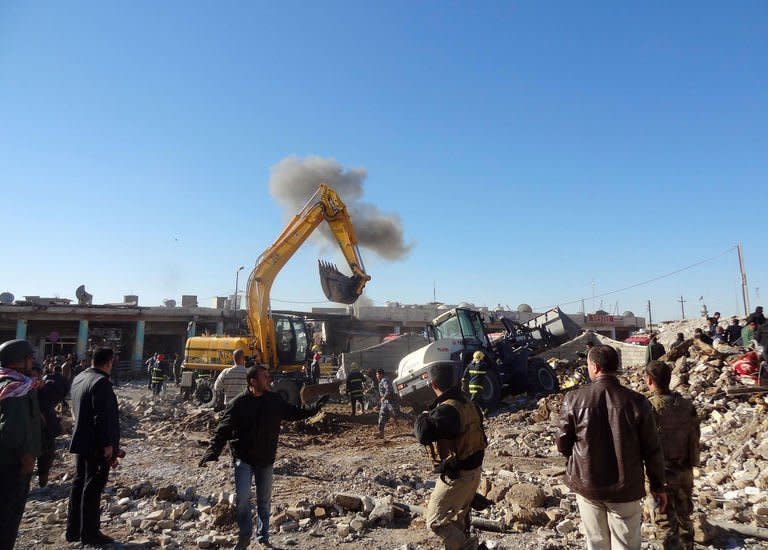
[15, 376, 768, 549]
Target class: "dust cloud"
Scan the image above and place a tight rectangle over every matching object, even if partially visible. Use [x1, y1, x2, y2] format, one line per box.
[268, 156, 411, 260]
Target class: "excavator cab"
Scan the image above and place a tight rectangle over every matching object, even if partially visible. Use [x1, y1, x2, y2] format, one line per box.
[274, 315, 310, 366]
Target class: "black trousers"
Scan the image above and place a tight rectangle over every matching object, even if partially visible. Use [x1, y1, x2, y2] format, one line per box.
[0, 466, 31, 550]
[66, 454, 109, 540]
[37, 429, 57, 483]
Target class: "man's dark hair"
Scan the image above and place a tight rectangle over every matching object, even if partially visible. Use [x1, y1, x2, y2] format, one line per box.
[429, 363, 455, 392]
[645, 360, 671, 392]
[586, 342, 594, 349]
[375, 368, 385, 375]
[233, 349, 245, 363]
[676, 332, 684, 339]
[246, 364, 268, 381]
[93, 348, 114, 367]
[587, 345, 619, 373]
[694, 328, 703, 335]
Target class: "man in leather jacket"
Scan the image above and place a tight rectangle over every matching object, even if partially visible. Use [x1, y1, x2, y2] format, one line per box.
[646, 361, 699, 550]
[557, 345, 667, 549]
[415, 363, 487, 550]
[200, 365, 327, 550]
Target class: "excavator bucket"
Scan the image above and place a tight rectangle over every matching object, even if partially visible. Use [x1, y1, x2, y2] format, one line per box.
[319, 260, 362, 304]
[300, 380, 342, 404]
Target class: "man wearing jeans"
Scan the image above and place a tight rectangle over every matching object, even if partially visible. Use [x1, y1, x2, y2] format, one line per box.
[200, 365, 327, 549]
[556, 345, 667, 549]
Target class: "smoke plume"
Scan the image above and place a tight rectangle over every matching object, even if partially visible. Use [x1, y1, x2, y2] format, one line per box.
[268, 156, 411, 260]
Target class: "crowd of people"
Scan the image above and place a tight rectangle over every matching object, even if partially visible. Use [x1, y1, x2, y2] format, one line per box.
[4, 308, 768, 549]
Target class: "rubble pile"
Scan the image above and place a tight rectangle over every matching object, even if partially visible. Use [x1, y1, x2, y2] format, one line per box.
[16, 330, 768, 550]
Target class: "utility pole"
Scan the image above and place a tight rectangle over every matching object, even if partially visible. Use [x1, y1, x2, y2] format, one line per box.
[737, 243, 750, 316]
[678, 296, 687, 320]
[433, 281, 436, 303]
[647, 299, 653, 333]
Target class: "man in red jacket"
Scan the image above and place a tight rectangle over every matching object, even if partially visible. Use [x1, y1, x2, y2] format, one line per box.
[557, 345, 667, 549]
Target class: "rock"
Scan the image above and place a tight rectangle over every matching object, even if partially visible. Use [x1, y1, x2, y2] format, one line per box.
[118, 497, 132, 506]
[336, 523, 351, 537]
[157, 485, 179, 502]
[210, 503, 235, 526]
[117, 487, 132, 498]
[157, 519, 175, 530]
[146, 509, 167, 521]
[334, 492, 363, 511]
[280, 520, 299, 533]
[486, 481, 513, 503]
[196, 535, 213, 548]
[369, 496, 395, 525]
[313, 507, 326, 518]
[556, 519, 576, 534]
[285, 506, 311, 520]
[298, 518, 312, 528]
[362, 496, 375, 514]
[108, 503, 127, 515]
[133, 481, 155, 498]
[505, 483, 546, 509]
[350, 516, 366, 532]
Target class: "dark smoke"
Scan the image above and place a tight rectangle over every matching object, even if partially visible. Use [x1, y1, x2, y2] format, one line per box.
[268, 156, 412, 260]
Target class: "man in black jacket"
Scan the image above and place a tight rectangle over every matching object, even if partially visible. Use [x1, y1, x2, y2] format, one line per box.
[557, 345, 667, 550]
[415, 363, 487, 550]
[200, 365, 327, 550]
[66, 348, 121, 546]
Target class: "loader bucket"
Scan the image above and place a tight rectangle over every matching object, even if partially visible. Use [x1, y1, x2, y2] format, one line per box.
[319, 260, 362, 304]
[300, 380, 342, 404]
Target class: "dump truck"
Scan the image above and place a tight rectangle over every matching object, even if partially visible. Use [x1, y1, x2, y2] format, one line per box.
[182, 184, 371, 405]
[394, 306, 574, 411]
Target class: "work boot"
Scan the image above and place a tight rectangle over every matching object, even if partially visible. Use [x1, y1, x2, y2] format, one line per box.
[234, 535, 251, 549]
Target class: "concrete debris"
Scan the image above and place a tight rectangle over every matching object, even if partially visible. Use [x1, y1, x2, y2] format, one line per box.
[15, 325, 768, 550]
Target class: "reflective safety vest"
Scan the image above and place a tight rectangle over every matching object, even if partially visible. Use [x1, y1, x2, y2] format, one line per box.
[434, 398, 487, 464]
[465, 360, 488, 396]
[346, 371, 365, 397]
[151, 366, 165, 384]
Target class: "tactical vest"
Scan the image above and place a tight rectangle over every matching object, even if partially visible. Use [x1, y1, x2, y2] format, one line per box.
[649, 392, 699, 469]
[434, 398, 487, 464]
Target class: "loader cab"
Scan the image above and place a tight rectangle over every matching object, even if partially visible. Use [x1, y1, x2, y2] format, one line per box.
[430, 308, 490, 353]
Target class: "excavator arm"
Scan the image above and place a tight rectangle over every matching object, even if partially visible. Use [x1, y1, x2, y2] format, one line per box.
[245, 183, 371, 368]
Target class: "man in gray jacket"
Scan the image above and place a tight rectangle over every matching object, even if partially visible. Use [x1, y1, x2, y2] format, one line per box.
[557, 345, 667, 549]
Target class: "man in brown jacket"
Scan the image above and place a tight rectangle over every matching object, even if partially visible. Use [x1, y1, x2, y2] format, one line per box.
[557, 345, 667, 549]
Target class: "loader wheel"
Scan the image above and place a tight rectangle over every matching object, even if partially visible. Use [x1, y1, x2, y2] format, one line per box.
[195, 381, 214, 404]
[527, 358, 559, 395]
[475, 371, 501, 412]
[271, 380, 300, 406]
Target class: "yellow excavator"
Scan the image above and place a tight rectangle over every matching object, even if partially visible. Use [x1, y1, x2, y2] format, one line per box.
[182, 183, 371, 404]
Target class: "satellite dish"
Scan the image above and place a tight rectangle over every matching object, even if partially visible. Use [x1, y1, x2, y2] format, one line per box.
[162, 299, 177, 308]
[75, 285, 93, 305]
[0, 292, 14, 305]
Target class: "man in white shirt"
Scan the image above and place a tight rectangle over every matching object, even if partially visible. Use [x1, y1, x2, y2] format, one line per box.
[213, 349, 249, 409]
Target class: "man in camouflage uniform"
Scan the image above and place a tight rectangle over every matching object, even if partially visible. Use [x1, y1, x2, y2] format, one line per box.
[645, 361, 700, 550]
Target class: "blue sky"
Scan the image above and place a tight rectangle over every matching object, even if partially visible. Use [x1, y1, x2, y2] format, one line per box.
[1, 2, 766, 321]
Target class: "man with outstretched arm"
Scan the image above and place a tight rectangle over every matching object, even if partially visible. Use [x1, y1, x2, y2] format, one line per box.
[200, 365, 327, 550]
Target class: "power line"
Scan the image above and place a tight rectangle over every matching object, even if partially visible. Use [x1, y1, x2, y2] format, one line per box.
[537, 246, 737, 311]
